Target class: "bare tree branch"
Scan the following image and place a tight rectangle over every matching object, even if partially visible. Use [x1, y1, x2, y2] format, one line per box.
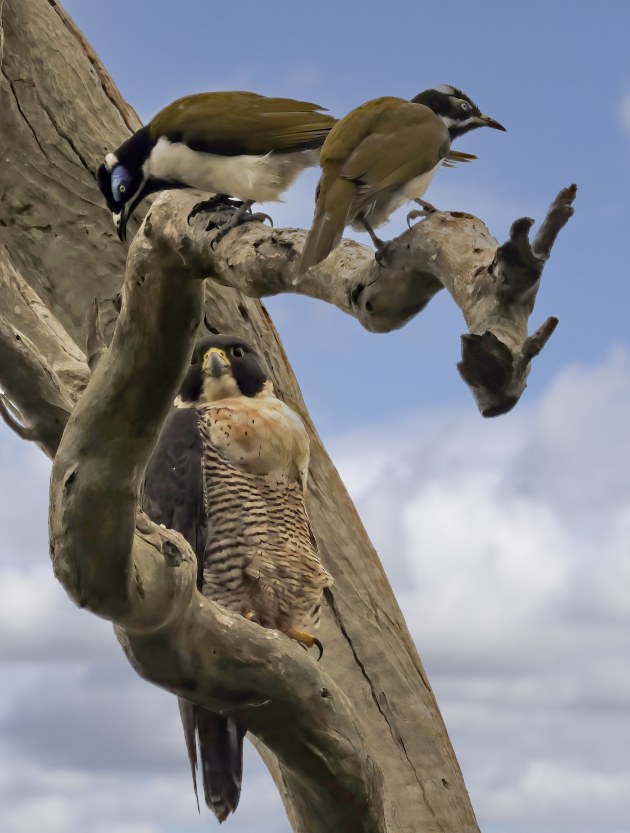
[533, 184, 577, 260]
[0, 312, 74, 457]
[0, 248, 86, 456]
[151, 185, 575, 415]
[0, 393, 35, 441]
[49, 215, 386, 833]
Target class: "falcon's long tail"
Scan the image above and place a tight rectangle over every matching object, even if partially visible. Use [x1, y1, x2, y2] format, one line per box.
[297, 174, 355, 275]
[178, 698, 245, 823]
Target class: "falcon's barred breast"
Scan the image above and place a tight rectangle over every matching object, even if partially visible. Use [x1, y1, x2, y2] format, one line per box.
[198, 407, 331, 631]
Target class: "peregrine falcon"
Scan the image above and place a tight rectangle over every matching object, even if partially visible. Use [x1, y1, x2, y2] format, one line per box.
[142, 334, 333, 822]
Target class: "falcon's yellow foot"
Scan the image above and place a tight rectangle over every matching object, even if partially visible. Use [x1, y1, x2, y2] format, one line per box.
[242, 609, 260, 624]
[285, 627, 323, 661]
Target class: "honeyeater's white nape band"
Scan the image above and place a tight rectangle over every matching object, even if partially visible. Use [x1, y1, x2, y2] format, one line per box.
[432, 84, 457, 95]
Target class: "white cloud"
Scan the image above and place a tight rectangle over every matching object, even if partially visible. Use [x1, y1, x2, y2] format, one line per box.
[0, 744, 287, 833]
[485, 761, 630, 829]
[328, 348, 630, 833]
[1, 351, 629, 833]
[0, 438, 50, 564]
[0, 565, 113, 660]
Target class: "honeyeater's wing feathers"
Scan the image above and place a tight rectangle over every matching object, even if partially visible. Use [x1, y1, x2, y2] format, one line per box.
[149, 92, 336, 156]
[336, 101, 449, 199]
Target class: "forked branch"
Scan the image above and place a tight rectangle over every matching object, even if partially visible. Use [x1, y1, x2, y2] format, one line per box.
[145, 184, 576, 415]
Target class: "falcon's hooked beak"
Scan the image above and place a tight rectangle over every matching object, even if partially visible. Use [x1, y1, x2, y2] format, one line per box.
[203, 347, 231, 378]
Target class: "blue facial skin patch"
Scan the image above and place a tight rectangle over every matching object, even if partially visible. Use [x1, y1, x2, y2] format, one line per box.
[111, 165, 133, 204]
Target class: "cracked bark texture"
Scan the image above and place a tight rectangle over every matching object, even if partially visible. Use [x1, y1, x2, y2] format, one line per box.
[0, 1, 571, 831]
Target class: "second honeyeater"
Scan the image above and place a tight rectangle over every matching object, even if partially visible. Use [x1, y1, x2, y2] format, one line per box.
[297, 84, 505, 273]
[97, 91, 336, 242]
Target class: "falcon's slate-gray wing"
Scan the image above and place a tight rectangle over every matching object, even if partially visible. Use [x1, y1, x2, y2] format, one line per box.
[143, 407, 244, 822]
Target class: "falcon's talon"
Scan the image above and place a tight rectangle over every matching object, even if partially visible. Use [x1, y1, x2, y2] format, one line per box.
[313, 637, 323, 662]
[243, 609, 260, 624]
[285, 627, 324, 661]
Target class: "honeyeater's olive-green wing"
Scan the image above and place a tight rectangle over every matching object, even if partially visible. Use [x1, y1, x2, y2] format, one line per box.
[329, 99, 450, 200]
[149, 92, 336, 156]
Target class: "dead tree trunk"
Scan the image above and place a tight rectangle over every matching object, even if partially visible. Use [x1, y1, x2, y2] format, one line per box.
[0, 1, 574, 830]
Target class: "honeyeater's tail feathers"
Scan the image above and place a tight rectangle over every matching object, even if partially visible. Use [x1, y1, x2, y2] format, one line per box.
[297, 175, 355, 275]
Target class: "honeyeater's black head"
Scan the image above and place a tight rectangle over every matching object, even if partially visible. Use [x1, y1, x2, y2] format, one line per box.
[97, 126, 169, 243]
[412, 84, 506, 140]
[179, 335, 269, 404]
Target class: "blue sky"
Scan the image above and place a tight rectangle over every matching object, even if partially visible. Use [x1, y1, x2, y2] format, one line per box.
[1, 2, 629, 832]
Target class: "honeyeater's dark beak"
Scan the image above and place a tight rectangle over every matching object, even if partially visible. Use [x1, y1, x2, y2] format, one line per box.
[113, 207, 128, 243]
[476, 114, 506, 131]
[115, 180, 154, 243]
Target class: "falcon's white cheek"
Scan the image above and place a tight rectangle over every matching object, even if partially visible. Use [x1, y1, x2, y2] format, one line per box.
[201, 374, 240, 402]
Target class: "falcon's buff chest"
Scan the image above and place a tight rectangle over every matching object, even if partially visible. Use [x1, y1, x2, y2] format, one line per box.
[196, 387, 309, 483]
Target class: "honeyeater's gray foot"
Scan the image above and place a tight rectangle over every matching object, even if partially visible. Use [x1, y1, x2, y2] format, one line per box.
[189, 198, 273, 249]
[407, 198, 438, 227]
[414, 197, 437, 213]
[358, 213, 386, 250]
[187, 194, 243, 223]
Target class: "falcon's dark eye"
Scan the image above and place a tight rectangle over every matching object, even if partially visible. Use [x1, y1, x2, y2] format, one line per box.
[461, 102, 471, 111]
[231, 345, 245, 358]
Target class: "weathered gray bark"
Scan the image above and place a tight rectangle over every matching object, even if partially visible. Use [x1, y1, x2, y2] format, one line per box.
[0, 1, 574, 831]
